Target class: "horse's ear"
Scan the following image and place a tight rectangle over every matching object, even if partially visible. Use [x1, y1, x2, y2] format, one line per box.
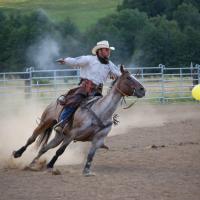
[135, 69, 141, 78]
[120, 65, 125, 73]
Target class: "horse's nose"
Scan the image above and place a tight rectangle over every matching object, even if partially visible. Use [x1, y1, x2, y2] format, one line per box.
[140, 87, 145, 92]
[139, 87, 146, 96]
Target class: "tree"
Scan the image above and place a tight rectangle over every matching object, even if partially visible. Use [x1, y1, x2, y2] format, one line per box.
[182, 26, 200, 64]
[134, 16, 185, 67]
[118, 0, 181, 18]
[85, 9, 149, 64]
[0, 9, 55, 71]
[0, 9, 81, 72]
[173, 3, 200, 30]
[118, 0, 200, 18]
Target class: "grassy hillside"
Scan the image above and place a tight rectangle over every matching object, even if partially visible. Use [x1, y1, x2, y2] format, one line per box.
[0, 0, 122, 31]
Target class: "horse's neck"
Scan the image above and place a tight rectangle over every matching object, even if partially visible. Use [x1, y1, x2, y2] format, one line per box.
[92, 84, 122, 118]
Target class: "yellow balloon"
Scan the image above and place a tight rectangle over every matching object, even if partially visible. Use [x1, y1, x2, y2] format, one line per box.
[192, 84, 200, 100]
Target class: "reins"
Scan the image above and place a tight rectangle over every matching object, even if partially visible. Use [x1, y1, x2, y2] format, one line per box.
[121, 97, 137, 109]
[116, 86, 129, 97]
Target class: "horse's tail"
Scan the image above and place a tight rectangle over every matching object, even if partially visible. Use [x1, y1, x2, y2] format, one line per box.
[35, 101, 60, 149]
[36, 126, 53, 149]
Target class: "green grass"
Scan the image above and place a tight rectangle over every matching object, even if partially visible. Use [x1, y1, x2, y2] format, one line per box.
[0, 0, 122, 31]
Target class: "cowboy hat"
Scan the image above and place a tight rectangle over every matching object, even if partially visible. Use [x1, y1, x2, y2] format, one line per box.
[92, 40, 115, 55]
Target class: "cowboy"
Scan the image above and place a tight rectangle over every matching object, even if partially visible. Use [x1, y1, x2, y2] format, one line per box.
[55, 40, 121, 133]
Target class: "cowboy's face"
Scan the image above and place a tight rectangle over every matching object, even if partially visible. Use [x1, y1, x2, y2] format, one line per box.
[98, 48, 111, 58]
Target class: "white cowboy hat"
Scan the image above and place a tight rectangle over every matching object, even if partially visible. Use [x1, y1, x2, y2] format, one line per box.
[92, 40, 115, 55]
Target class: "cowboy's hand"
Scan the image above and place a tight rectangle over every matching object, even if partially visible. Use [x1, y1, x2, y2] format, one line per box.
[56, 58, 65, 64]
[110, 74, 117, 80]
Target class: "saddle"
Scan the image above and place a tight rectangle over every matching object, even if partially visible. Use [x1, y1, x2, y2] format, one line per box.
[55, 95, 102, 133]
[57, 80, 103, 108]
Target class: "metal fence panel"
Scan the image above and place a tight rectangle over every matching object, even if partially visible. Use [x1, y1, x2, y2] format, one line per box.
[0, 65, 199, 103]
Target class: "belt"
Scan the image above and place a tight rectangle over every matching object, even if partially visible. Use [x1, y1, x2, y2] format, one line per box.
[80, 78, 103, 93]
[80, 78, 103, 88]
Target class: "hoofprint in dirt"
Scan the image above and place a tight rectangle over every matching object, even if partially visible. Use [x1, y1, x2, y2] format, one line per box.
[0, 104, 200, 200]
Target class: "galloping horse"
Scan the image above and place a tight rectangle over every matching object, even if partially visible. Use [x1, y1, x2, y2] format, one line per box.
[13, 65, 145, 175]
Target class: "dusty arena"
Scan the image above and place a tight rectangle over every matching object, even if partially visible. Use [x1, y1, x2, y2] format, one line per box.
[0, 102, 200, 200]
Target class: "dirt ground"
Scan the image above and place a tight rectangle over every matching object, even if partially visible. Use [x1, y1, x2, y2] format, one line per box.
[0, 104, 200, 200]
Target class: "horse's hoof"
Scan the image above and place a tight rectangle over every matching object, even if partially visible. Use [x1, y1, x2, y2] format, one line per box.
[23, 166, 30, 171]
[45, 168, 61, 175]
[44, 167, 53, 174]
[27, 164, 41, 171]
[12, 151, 21, 158]
[83, 171, 96, 177]
[52, 169, 61, 175]
[101, 144, 109, 150]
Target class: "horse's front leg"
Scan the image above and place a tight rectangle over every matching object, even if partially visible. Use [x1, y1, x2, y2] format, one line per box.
[46, 134, 74, 169]
[29, 131, 64, 167]
[83, 128, 110, 176]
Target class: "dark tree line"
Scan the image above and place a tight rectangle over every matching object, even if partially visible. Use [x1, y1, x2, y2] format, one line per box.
[0, 0, 200, 72]
[86, 0, 200, 67]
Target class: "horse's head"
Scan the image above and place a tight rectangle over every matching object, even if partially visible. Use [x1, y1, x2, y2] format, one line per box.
[116, 65, 145, 98]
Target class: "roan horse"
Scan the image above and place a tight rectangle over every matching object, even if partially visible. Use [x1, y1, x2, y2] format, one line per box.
[13, 65, 145, 176]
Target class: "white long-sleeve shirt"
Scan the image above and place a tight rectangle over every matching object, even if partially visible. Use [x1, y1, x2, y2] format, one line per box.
[64, 55, 121, 85]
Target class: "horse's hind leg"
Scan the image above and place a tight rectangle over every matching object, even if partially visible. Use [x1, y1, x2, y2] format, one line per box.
[13, 122, 52, 158]
[30, 131, 64, 166]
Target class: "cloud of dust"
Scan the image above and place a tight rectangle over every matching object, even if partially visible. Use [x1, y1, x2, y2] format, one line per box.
[109, 103, 167, 137]
[27, 35, 60, 70]
[0, 98, 88, 169]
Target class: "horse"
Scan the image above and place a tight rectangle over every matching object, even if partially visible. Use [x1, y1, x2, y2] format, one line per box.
[13, 65, 145, 176]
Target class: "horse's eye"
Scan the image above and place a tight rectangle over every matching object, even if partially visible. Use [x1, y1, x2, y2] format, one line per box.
[127, 77, 131, 80]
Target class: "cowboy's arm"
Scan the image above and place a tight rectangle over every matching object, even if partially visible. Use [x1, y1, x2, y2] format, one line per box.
[57, 56, 89, 68]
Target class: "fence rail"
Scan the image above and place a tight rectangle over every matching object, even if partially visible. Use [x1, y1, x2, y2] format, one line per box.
[0, 65, 199, 103]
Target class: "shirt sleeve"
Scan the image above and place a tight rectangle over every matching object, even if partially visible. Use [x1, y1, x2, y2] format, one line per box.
[64, 56, 90, 68]
[109, 61, 121, 77]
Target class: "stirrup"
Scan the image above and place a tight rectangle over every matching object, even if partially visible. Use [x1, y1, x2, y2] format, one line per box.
[54, 126, 63, 133]
[53, 120, 64, 132]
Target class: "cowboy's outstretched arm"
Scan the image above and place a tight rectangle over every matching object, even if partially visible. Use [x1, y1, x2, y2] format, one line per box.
[56, 56, 90, 68]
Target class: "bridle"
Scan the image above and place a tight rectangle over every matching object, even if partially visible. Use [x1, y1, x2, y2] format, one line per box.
[115, 79, 137, 109]
[116, 86, 131, 97]
[115, 73, 138, 97]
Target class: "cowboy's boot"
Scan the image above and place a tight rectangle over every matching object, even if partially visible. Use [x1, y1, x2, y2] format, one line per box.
[55, 106, 76, 133]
